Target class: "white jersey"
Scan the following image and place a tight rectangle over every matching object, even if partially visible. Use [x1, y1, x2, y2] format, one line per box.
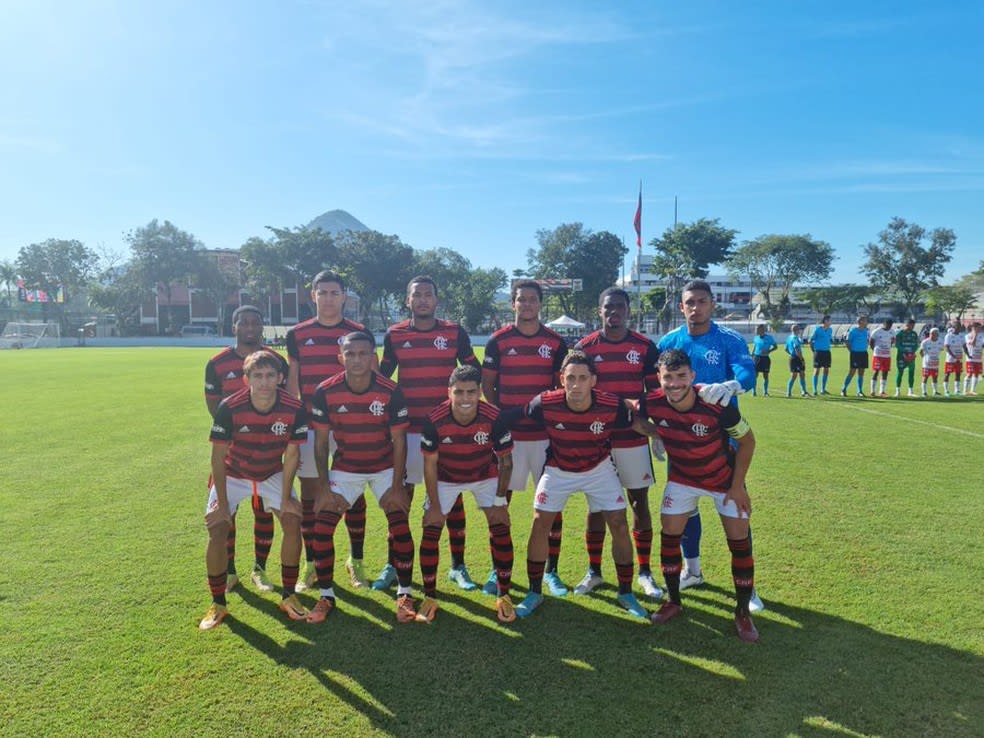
[965, 332, 984, 362]
[943, 331, 965, 360]
[920, 338, 943, 369]
[870, 327, 895, 358]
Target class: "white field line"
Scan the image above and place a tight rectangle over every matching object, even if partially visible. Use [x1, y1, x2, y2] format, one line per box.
[833, 402, 984, 440]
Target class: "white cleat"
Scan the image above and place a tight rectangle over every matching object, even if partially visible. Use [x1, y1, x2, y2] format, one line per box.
[573, 570, 604, 595]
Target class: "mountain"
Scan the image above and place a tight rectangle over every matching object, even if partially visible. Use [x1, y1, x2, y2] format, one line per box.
[306, 209, 370, 235]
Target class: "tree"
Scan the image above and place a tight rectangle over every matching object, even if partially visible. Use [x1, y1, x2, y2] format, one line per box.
[526, 223, 627, 321]
[126, 220, 203, 334]
[726, 234, 835, 322]
[953, 259, 984, 295]
[861, 217, 956, 319]
[88, 263, 146, 336]
[335, 230, 415, 327]
[190, 254, 243, 335]
[924, 286, 978, 322]
[15, 238, 98, 302]
[457, 266, 507, 332]
[412, 248, 506, 331]
[797, 284, 872, 319]
[264, 225, 338, 289]
[0, 260, 17, 306]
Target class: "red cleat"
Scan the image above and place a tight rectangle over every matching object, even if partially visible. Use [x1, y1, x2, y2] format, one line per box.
[735, 612, 759, 642]
[651, 601, 683, 624]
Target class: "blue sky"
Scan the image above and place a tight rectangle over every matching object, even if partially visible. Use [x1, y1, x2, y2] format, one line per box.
[2, 1, 982, 284]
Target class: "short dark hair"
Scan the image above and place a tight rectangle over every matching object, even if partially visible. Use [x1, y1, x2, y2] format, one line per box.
[448, 364, 482, 386]
[599, 287, 630, 308]
[511, 279, 542, 302]
[658, 348, 692, 372]
[560, 350, 595, 375]
[681, 279, 713, 298]
[340, 330, 375, 350]
[822, 314, 831, 322]
[232, 305, 263, 324]
[312, 270, 345, 291]
[244, 350, 284, 376]
[407, 275, 438, 297]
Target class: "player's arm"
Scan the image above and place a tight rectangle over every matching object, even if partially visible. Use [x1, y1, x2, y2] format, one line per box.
[280, 443, 302, 518]
[727, 335, 756, 391]
[457, 326, 481, 369]
[389, 426, 409, 512]
[421, 445, 444, 527]
[722, 407, 755, 517]
[286, 357, 301, 399]
[204, 361, 221, 417]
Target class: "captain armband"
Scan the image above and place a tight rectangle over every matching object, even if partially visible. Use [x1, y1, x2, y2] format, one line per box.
[725, 418, 751, 439]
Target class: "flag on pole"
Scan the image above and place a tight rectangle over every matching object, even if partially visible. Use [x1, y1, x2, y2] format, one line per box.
[633, 182, 642, 248]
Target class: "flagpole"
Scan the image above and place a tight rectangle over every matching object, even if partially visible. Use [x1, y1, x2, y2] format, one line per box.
[634, 181, 643, 332]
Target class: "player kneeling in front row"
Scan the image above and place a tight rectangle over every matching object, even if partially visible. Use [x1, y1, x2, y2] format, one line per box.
[636, 349, 760, 643]
[308, 331, 418, 624]
[508, 351, 649, 621]
[418, 366, 517, 623]
[200, 351, 310, 630]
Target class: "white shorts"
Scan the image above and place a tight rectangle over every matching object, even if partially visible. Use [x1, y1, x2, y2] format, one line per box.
[329, 468, 395, 508]
[533, 458, 626, 514]
[509, 439, 548, 492]
[423, 477, 499, 515]
[205, 473, 298, 526]
[660, 480, 746, 520]
[405, 433, 424, 485]
[611, 444, 654, 490]
[297, 430, 336, 479]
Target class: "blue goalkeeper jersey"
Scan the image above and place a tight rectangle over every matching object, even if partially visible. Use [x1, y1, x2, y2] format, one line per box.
[658, 322, 756, 394]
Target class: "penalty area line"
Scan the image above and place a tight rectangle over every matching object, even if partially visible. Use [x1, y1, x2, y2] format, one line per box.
[833, 402, 984, 440]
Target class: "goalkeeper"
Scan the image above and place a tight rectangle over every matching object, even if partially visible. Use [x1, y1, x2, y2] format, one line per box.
[894, 318, 920, 397]
[656, 279, 761, 610]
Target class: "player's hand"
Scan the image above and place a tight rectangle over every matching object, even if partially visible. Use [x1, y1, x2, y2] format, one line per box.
[698, 380, 743, 406]
[380, 486, 410, 514]
[723, 485, 752, 518]
[423, 505, 445, 528]
[651, 435, 666, 462]
[280, 496, 303, 519]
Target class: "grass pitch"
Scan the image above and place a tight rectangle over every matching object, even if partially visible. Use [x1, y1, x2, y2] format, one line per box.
[0, 346, 981, 737]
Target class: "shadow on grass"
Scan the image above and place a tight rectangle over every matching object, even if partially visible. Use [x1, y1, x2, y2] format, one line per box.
[226, 584, 982, 737]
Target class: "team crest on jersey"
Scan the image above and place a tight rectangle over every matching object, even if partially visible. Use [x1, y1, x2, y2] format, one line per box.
[589, 420, 606, 435]
[691, 422, 709, 437]
[703, 349, 721, 365]
[369, 400, 386, 416]
[434, 335, 449, 350]
[536, 491, 548, 505]
[473, 430, 490, 445]
[538, 344, 552, 359]
[663, 495, 673, 508]
[271, 420, 289, 436]
[625, 350, 641, 365]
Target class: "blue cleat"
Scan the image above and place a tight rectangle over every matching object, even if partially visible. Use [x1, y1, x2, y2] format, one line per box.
[370, 563, 397, 591]
[447, 565, 479, 591]
[481, 570, 498, 596]
[515, 592, 545, 619]
[544, 571, 569, 597]
[616, 592, 649, 620]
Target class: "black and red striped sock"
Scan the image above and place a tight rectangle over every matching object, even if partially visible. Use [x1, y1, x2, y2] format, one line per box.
[386, 510, 415, 588]
[615, 560, 634, 595]
[633, 527, 653, 575]
[660, 532, 683, 604]
[728, 536, 755, 614]
[207, 573, 227, 606]
[312, 510, 341, 589]
[527, 558, 545, 595]
[419, 524, 443, 598]
[344, 494, 367, 560]
[446, 494, 467, 568]
[586, 528, 605, 576]
[253, 504, 274, 571]
[281, 564, 299, 596]
[489, 522, 513, 595]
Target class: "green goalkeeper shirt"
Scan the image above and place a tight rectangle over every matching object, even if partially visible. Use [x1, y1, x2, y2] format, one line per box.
[896, 329, 919, 357]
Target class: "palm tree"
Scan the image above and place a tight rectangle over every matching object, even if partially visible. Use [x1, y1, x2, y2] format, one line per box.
[0, 260, 17, 306]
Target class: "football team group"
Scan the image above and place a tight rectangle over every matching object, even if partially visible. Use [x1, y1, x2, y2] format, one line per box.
[200, 273, 765, 643]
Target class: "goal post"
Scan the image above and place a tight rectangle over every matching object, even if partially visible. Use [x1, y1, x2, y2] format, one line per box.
[0, 321, 61, 349]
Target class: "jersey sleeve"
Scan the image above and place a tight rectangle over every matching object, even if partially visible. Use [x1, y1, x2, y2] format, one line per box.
[389, 386, 411, 429]
[482, 337, 500, 373]
[456, 326, 481, 369]
[309, 385, 331, 429]
[204, 360, 221, 401]
[290, 406, 310, 444]
[721, 403, 751, 439]
[552, 339, 568, 383]
[727, 333, 756, 390]
[491, 414, 514, 456]
[420, 419, 439, 455]
[285, 330, 299, 360]
[210, 401, 234, 442]
[614, 399, 632, 429]
[379, 331, 397, 377]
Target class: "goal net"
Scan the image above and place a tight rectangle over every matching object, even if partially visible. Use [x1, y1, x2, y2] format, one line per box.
[0, 321, 61, 349]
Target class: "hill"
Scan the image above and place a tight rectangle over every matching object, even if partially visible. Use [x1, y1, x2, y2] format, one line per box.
[306, 209, 369, 235]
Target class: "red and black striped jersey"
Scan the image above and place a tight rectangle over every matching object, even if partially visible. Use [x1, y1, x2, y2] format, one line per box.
[524, 389, 631, 473]
[483, 325, 567, 441]
[575, 330, 659, 448]
[204, 347, 288, 402]
[210, 388, 308, 481]
[379, 319, 480, 433]
[421, 400, 513, 483]
[310, 372, 410, 474]
[637, 388, 745, 492]
[286, 317, 366, 410]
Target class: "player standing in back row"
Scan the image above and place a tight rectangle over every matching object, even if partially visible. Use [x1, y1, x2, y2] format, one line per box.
[869, 319, 895, 397]
[376, 276, 482, 592]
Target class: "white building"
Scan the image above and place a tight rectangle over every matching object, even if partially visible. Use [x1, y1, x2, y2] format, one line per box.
[618, 253, 754, 318]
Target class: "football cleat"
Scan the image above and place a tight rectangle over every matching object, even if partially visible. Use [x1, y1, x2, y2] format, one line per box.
[396, 594, 417, 623]
[637, 572, 664, 600]
[199, 603, 228, 631]
[650, 601, 682, 625]
[370, 563, 397, 591]
[543, 571, 569, 597]
[278, 594, 309, 621]
[496, 595, 517, 623]
[296, 561, 317, 592]
[840, 390, 847, 397]
[481, 570, 499, 596]
[306, 596, 335, 624]
[678, 568, 705, 590]
[749, 589, 766, 613]
[616, 592, 649, 620]
[416, 596, 439, 623]
[447, 565, 479, 591]
[251, 567, 274, 592]
[735, 612, 760, 642]
[573, 570, 604, 595]
[224, 574, 239, 593]
[345, 557, 368, 589]
[515, 592, 545, 619]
